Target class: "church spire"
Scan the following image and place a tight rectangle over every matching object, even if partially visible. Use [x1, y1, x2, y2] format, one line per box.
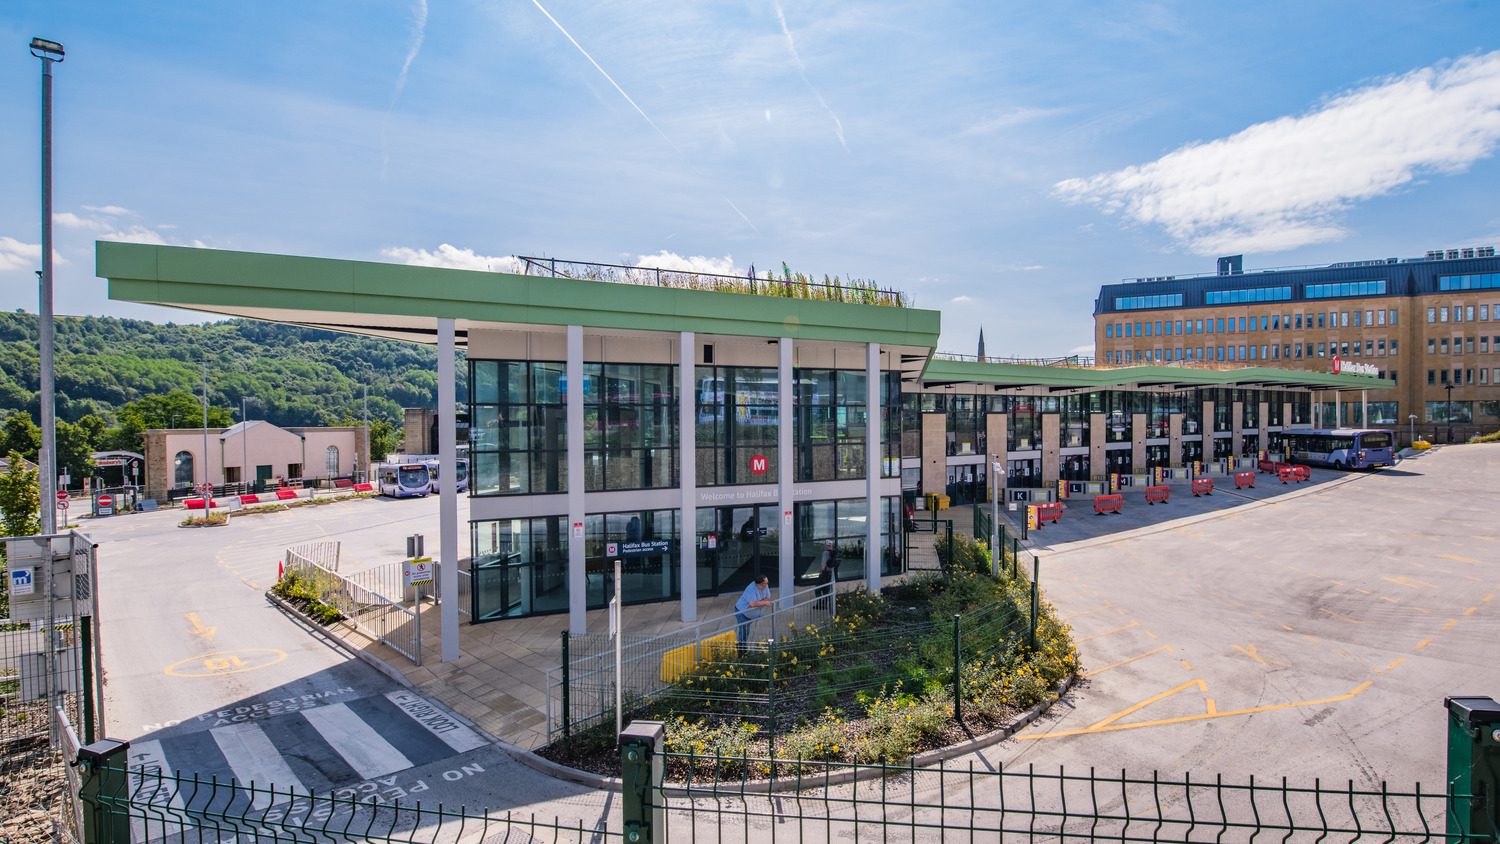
[977, 328, 986, 362]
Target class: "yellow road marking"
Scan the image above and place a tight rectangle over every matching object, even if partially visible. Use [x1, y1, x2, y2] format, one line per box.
[1415, 638, 1433, 650]
[185, 612, 217, 642]
[1279, 623, 1294, 632]
[1076, 620, 1140, 643]
[1232, 644, 1268, 666]
[1441, 619, 1457, 631]
[1375, 657, 1405, 673]
[1019, 682, 1373, 741]
[1382, 575, 1436, 589]
[1060, 603, 1112, 622]
[1205, 698, 1218, 715]
[1462, 606, 1478, 616]
[1083, 646, 1174, 678]
[1379, 596, 1399, 604]
[1301, 634, 1320, 643]
[1440, 553, 1478, 565]
[1472, 535, 1497, 542]
[1088, 679, 1209, 731]
[1145, 630, 1159, 641]
[1320, 608, 1367, 625]
[165, 648, 286, 678]
[1484, 595, 1495, 603]
[1179, 659, 1193, 670]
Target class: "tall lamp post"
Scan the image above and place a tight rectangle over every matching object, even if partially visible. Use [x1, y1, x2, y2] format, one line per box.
[1408, 414, 1416, 450]
[32, 37, 64, 535]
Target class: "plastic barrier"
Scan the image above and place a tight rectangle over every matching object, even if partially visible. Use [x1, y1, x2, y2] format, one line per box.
[275, 488, 300, 501]
[1191, 478, 1214, 496]
[1034, 502, 1065, 526]
[185, 497, 214, 510]
[353, 482, 374, 492]
[1234, 471, 1256, 489]
[1277, 465, 1298, 484]
[1092, 494, 1124, 515]
[1295, 465, 1310, 482]
[1258, 459, 1278, 474]
[239, 494, 261, 505]
[333, 478, 354, 489]
[1144, 485, 1170, 505]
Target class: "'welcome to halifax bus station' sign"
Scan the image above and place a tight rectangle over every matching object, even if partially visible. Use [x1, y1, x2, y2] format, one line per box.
[1331, 356, 1378, 377]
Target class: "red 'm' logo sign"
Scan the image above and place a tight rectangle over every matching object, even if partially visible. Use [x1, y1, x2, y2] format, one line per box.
[750, 455, 768, 475]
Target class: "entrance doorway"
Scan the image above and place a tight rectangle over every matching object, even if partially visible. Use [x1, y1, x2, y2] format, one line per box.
[697, 504, 780, 595]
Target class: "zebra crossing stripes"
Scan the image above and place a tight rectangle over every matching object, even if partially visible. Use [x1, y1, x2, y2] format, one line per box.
[301, 703, 413, 779]
[210, 722, 306, 806]
[144, 691, 492, 795]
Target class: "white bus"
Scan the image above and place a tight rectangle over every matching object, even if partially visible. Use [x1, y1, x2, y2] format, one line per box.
[389, 454, 470, 494]
[374, 462, 432, 498]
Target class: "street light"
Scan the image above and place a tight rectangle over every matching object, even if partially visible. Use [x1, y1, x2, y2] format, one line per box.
[1408, 414, 1416, 450]
[31, 36, 64, 535]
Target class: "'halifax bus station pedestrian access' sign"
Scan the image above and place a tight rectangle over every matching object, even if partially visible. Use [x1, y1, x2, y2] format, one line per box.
[605, 540, 672, 557]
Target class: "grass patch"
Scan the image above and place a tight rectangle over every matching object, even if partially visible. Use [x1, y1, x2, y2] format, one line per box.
[179, 511, 228, 527]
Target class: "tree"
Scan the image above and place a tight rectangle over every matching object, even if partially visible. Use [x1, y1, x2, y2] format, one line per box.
[0, 451, 41, 617]
[55, 420, 97, 485]
[369, 418, 400, 462]
[0, 411, 40, 462]
[104, 390, 235, 453]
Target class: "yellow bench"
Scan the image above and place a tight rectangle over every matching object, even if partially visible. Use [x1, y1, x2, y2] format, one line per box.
[660, 629, 739, 683]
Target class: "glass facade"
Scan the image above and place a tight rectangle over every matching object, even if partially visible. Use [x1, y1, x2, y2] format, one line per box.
[585, 364, 678, 491]
[471, 516, 569, 620]
[696, 366, 779, 486]
[793, 497, 901, 584]
[470, 360, 566, 496]
[1305, 280, 1387, 298]
[794, 368, 870, 482]
[946, 395, 985, 455]
[1115, 293, 1183, 310]
[1205, 286, 1291, 304]
[586, 508, 681, 607]
[1439, 273, 1500, 291]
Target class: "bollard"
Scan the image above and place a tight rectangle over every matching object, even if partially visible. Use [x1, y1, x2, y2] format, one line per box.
[77, 738, 132, 844]
[560, 630, 570, 740]
[952, 614, 962, 722]
[1444, 696, 1500, 842]
[620, 720, 666, 844]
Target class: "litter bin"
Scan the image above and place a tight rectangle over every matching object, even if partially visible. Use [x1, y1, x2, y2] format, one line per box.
[1445, 696, 1500, 842]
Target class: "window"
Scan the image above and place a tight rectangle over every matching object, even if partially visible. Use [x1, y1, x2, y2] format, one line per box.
[1428, 370, 1436, 385]
[1428, 307, 1437, 323]
[795, 368, 874, 482]
[1483, 337, 1490, 353]
[1175, 320, 1183, 334]
[697, 366, 780, 486]
[1428, 338, 1437, 354]
[173, 451, 194, 488]
[1441, 307, 1450, 322]
[1239, 317, 1247, 332]
[1217, 319, 1226, 333]
[469, 360, 568, 496]
[1352, 311, 1362, 328]
[1115, 293, 1183, 310]
[1271, 315, 1279, 330]
[1483, 368, 1491, 385]
[1317, 313, 1326, 328]
[1339, 312, 1348, 327]
[1205, 286, 1292, 304]
[1441, 339, 1449, 354]
[1378, 339, 1387, 356]
[1216, 346, 1225, 361]
[1468, 337, 1476, 354]
[1390, 340, 1398, 355]
[1390, 309, 1398, 325]
[1482, 304, 1491, 321]
[1467, 305, 1475, 321]
[586, 363, 679, 491]
[1377, 310, 1386, 325]
[1105, 324, 1113, 338]
[1305, 280, 1388, 298]
[1439, 273, 1500, 291]
[1318, 343, 1327, 357]
[471, 516, 570, 619]
[1426, 401, 1473, 423]
[1295, 314, 1303, 329]
[1196, 319, 1204, 332]
[324, 445, 339, 476]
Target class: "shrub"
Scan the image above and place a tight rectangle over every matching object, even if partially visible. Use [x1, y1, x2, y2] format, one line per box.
[665, 717, 764, 778]
[1469, 430, 1500, 444]
[853, 688, 949, 762]
[778, 709, 848, 765]
[272, 571, 345, 626]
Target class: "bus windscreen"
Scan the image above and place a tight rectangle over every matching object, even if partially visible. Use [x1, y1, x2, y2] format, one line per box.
[398, 466, 428, 488]
[1360, 432, 1391, 449]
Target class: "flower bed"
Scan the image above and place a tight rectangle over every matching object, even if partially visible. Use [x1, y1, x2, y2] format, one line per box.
[539, 535, 1078, 779]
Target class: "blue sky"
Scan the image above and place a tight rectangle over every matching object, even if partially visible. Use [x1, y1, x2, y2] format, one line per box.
[3, 1, 1499, 357]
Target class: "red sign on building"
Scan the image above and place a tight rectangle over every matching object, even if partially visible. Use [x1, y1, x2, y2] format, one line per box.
[749, 454, 768, 475]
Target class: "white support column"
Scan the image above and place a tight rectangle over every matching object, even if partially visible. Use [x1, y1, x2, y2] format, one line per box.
[678, 332, 697, 622]
[777, 338, 794, 610]
[437, 318, 460, 663]
[567, 325, 586, 635]
[1361, 390, 1368, 429]
[865, 342, 881, 594]
[1335, 392, 1342, 427]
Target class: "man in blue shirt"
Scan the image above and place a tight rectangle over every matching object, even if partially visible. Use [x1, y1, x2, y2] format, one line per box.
[734, 574, 772, 645]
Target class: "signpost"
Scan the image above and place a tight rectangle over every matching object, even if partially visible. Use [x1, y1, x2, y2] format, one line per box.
[96, 493, 113, 517]
[991, 459, 1002, 577]
[611, 558, 623, 743]
[749, 454, 768, 476]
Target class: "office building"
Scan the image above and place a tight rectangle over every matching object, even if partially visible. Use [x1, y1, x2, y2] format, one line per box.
[1094, 247, 1500, 438]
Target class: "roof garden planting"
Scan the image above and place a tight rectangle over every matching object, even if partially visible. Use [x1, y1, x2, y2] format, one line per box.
[518, 256, 908, 308]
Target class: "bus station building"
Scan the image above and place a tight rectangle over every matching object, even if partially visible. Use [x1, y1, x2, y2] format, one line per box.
[96, 242, 1382, 662]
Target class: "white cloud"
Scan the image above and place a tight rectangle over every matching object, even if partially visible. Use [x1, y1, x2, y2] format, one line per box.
[55, 206, 180, 247]
[773, 0, 848, 151]
[1054, 51, 1500, 255]
[82, 204, 132, 216]
[958, 107, 1069, 138]
[101, 226, 169, 246]
[381, 244, 524, 272]
[0, 235, 67, 270]
[1020, 264, 1044, 271]
[1067, 343, 1096, 358]
[633, 251, 740, 275]
[54, 212, 107, 231]
[950, 294, 974, 303]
